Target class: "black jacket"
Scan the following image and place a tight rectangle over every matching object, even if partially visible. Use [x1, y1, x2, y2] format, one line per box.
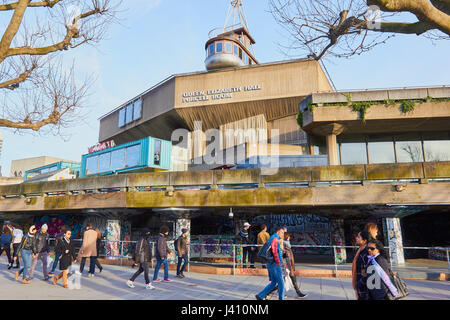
[17, 233, 37, 257]
[55, 237, 77, 271]
[238, 229, 251, 245]
[355, 247, 370, 299]
[366, 255, 394, 300]
[155, 233, 169, 260]
[135, 237, 152, 263]
[35, 232, 49, 253]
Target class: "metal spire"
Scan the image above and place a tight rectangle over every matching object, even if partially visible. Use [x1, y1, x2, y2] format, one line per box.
[223, 0, 250, 32]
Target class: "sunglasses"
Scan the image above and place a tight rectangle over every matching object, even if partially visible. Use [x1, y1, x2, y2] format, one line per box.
[367, 247, 376, 250]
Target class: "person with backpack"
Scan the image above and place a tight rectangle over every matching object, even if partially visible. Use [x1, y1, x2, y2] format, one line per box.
[127, 228, 155, 290]
[255, 226, 286, 300]
[49, 225, 67, 276]
[152, 225, 172, 283]
[176, 228, 189, 278]
[14, 225, 38, 284]
[53, 229, 77, 289]
[29, 224, 50, 281]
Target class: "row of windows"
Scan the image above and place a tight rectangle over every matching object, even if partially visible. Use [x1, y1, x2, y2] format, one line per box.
[314, 132, 450, 165]
[118, 99, 142, 128]
[206, 41, 254, 65]
[85, 144, 141, 175]
[26, 165, 58, 179]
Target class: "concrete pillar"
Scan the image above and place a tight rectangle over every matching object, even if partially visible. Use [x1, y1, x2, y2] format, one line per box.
[175, 217, 191, 240]
[106, 220, 121, 260]
[330, 218, 347, 264]
[314, 123, 345, 166]
[383, 218, 405, 265]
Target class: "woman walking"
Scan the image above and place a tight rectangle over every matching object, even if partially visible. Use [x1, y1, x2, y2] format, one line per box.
[14, 225, 38, 284]
[365, 239, 398, 300]
[127, 229, 155, 290]
[283, 232, 307, 298]
[0, 225, 13, 269]
[53, 229, 77, 288]
[11, 224, 23, 269]
[352, 230, 372, 300]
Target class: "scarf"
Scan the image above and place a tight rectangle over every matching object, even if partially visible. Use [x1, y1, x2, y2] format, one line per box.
[368, 253, 398, 298]
[284, 240, 291, 248]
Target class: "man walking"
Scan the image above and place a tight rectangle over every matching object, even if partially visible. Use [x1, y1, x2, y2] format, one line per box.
[257, 224, 270, 269]
[29, 224, 50, 281]
[79, 223, 98, 277]
[152, 225, 172, 283]
[255, 226, 286, 300]
[238, 222, 255, 268]
[176, 228, 189, 278]
[127, 228, 155, 290]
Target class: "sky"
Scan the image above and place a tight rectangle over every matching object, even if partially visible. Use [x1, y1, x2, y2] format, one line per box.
[1, 0, 449, 176]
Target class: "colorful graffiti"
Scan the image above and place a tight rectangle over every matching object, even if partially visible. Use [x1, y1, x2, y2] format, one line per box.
[106, 220, 120, 259]
[385, 218, 405, 264]
[190, 235, 235, 259]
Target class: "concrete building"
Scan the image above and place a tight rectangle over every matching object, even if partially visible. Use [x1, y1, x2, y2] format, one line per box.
[10, 156, 77, 178]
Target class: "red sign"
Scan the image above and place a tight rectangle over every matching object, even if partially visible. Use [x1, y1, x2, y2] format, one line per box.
[88, 140, 116, 154]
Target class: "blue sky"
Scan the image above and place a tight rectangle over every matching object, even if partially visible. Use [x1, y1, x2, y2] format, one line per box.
[1, 0, 449, 176]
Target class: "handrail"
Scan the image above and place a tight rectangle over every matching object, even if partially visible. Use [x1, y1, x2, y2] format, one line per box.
[1, 162, 449, 198]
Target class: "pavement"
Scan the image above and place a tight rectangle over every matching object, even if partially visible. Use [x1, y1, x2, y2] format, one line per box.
[0, 257, 449, 300]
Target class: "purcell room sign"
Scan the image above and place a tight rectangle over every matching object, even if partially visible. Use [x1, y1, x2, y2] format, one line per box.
[182, 84, 262, 103]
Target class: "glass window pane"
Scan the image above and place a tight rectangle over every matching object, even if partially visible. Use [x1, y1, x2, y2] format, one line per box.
[98, 152, 111, 173]
[154, 140, 161, 165]
[338, 136, 368, 165]
[368, 140, 395, 164]
[118, 108, 126, 127]
[216, 42, 223, 53]
[125, 144, 141, 168]
[423, 132, 450, 162]
[133, 99, 142, 121]
[86, 156, 98, 175]
[225, 42, 232, 53]
[395, 133, 423, 163]
[233, 44, 238, 55]
[125, 103, 133, 124]
[239, 48, 242, 59]
[209, 44, 214, 56]
[111, 148, 125, 170]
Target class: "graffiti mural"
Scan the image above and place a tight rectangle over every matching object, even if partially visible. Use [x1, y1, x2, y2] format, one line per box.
[190, 235, 235, 259]
[106, 220, 121, 259]
[385, 218, 405, 265]
[330, 218, 347, 264]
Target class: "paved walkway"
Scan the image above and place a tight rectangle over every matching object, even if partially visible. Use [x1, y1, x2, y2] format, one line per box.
[0, 257, 448, 300]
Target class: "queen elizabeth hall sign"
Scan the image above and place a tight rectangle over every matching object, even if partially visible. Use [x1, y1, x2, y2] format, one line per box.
[181, 84, 262, 103]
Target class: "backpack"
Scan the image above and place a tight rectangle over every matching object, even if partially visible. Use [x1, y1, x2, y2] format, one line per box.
[257, 239, 274, 263]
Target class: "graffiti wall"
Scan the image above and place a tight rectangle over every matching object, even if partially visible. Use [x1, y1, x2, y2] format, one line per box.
[330, 218, 347, 264]
[190, 235, 235, 259]
[106, 220, 121, 259]
[384, 218, 405, 265]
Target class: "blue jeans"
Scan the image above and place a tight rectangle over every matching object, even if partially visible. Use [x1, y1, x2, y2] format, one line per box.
[80, 256, 97, 274]
[18, 250, 33, 280]
[257, 263, 285, 300]
[153, 258, 169, 280]
[51, 253, 61, 273]
[176, 254, 188, 275]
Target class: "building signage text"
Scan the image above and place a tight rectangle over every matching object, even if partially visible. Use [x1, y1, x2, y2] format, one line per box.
[182, 84, 261, 103]
[88, 140, 116, 154]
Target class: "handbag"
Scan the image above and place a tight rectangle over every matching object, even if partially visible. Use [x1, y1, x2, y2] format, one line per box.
[284, 269, 294, 292]
[387, 271, 409, 300]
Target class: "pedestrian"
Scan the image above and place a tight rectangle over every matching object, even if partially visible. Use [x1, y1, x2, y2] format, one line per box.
[78, 223, 98, 277]
[127, 228, 155, 290]
[365, 239, 398, 300]
[257, 224, 270, 269]
[11, 224, 23, 269]
[352, 230, 372, 300]
[255, 226, 286, 301]
[238, 222, 255, 268]
[53, 229, 77, 289]
[49, 225, 67, 276]
[94, 229, 104, 273]
[152, 225, 172, 283]
[0, 225, 13, 269]
[365, 222, 378, 240]
[176, 228, 189, 278]
[29, 224, 50, 281]
[14, 225, 38, 284]
[283, 232, 308, 298]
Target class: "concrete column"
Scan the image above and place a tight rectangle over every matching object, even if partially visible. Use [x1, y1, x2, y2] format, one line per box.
[175, 218, 191, 240]
[384, 217, 405, 265]
[330, 218, 347, 264]
[314, 123, 345, 166]
[106, 220, 121, 260]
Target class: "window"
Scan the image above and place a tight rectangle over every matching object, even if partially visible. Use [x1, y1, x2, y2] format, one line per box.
[125, 144, 141, 168]
[395, 133, 423, 163]
[111, 148, 125, 171]
[339, 136, 368, 165]
[98, 152, 112, 173]
[86, 156, 98, 175]
[133, 99, 142, 121]
[225, 42, 232, 53]
[239, 48, 242, 59]
[154, 140, 161, 165]
[216, 42, 223, 53]
[125, 103, 134, 124]
[367, 135, 395, 164]
[423, 132, 450, 162]
[233, 44, 238, 56]
[243, 53, 248, 65]
[118, 108, 126, 127]
[209, 44, 214, 56]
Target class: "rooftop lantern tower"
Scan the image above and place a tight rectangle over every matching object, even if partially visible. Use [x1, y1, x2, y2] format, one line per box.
[205, 0, 258, 71]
